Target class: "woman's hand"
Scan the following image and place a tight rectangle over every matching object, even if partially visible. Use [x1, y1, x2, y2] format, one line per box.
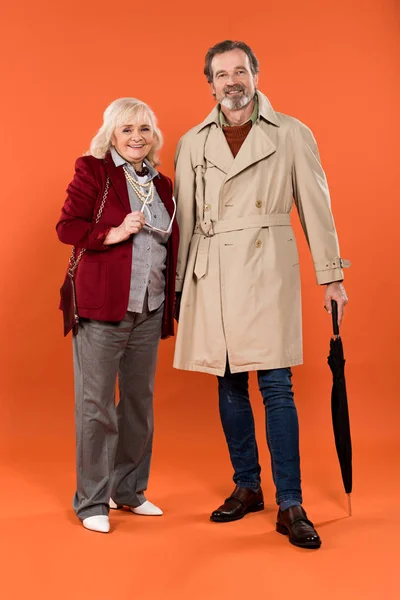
[324, 281, 348, 327]
[104, 211, 146, 245]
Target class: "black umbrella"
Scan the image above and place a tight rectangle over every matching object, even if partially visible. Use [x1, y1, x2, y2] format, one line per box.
[328, 300, 353, 515]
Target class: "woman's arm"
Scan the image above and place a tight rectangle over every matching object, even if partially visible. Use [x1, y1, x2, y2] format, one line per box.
[57, 156, 146, 250]
[56, 157, 113, 250]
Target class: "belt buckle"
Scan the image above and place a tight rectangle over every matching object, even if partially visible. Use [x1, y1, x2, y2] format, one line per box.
[201, 219, 214, 237]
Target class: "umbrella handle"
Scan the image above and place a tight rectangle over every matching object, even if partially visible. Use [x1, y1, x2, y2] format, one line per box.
[332, 300, 339, 336]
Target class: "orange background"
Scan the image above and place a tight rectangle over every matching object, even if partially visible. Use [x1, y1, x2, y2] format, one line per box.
[0, 1, 398, 598]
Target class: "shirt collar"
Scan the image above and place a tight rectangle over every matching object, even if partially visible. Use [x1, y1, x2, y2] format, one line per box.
[110, 147, 158, 179]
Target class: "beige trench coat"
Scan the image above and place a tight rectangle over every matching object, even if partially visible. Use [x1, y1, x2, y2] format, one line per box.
[173, 91, 348, 376]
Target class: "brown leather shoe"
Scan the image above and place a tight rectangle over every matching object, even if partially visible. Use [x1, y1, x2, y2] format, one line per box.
[276, 505, 321, 549]
[210, 486, 264, 522]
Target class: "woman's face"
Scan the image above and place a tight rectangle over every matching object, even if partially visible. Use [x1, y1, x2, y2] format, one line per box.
[112, 119, 155, 167]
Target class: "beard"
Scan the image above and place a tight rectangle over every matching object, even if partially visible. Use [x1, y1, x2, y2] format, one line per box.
[220, 84, 254, 110]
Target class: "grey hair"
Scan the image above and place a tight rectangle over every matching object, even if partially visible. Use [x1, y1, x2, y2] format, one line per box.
[204, 40, 259, 83]
[88, 98, 163, 166]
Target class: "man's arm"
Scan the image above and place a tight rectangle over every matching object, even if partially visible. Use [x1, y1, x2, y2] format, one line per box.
[174, 135, 196, 293]
[291, 122, 349, 324]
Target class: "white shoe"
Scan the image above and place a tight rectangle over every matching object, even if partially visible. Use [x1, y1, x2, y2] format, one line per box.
[82, 515, 110, 533]
[109, 498, 163, 516]
[130, 500, 163, 516]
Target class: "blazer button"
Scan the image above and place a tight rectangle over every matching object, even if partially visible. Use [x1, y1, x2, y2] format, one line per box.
[255, 239, 262, 248]
[204, 203, 211, 211]
[255, 200, 262, 208]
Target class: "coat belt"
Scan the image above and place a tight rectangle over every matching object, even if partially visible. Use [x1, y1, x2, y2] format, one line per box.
[193, 213, 291, 279]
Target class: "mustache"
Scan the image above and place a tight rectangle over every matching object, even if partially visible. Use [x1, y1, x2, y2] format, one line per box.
[223, 84, 246, 94]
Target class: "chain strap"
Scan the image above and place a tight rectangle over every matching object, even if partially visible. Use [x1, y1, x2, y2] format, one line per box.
[67, 176, 110, 278]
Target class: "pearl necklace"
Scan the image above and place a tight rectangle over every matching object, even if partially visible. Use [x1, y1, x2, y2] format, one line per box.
[123, 165, 155, 206]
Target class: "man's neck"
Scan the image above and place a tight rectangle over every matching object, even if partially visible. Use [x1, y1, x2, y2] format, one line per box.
[220, 98, 255, 126]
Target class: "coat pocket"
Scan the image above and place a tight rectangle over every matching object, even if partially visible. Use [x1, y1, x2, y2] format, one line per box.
[75, 260, 107, 309]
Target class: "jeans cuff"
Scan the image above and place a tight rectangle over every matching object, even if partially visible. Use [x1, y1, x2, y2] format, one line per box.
[235, 481, 261, 491]
[277, 491, 302, 504]
[279, 499, 301, 512]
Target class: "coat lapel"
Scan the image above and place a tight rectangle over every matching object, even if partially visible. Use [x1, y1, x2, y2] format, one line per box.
[103, 152, 131, 213]
[204, 126, 234, 174]
[200, 90, 279, 183]
[224, 122, 276, 183]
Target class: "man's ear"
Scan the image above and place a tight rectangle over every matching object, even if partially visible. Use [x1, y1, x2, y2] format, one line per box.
[210, 82, 216, 98]
[254, 74, 259, 88]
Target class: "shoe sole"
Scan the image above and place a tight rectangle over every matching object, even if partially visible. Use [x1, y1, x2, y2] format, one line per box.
[276, 522, 321, 549]
[210, 502, 264, 523]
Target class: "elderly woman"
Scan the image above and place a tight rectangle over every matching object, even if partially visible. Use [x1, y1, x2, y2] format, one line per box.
[57, 98, 179, 533]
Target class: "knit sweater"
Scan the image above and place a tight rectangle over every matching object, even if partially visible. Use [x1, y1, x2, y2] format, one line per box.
[222, 120, 252, 157]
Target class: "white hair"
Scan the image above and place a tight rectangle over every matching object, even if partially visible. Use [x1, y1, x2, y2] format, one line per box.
[88, 98, 163, 166]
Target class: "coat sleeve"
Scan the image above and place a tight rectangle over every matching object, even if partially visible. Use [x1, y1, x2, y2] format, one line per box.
[174, 135, 196, 292]
[56, 157, 111, 251]
[291, 123, 349, 285]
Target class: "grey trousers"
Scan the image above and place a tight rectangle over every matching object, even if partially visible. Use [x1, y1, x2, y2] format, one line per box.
[72, 303, 163, 520]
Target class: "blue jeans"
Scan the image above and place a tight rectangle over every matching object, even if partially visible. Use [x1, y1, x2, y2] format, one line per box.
[217, 364, 302, 506]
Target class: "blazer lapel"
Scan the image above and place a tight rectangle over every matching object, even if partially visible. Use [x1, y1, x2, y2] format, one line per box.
[103, 153, 131, 213]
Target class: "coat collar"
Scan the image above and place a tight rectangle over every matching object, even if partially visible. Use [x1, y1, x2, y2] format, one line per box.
[197, 90, 280, 131]
[203, 122, 276, 183]
[200, 91, 278, 182]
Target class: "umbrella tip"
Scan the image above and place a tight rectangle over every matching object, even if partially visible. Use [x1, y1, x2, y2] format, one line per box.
[347, 493, 352, 516]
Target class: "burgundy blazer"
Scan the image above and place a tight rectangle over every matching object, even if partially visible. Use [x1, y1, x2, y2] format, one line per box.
[56, 152, 179, 338]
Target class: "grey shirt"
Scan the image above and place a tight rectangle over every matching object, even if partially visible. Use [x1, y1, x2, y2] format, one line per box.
[111, 148, 171, 313]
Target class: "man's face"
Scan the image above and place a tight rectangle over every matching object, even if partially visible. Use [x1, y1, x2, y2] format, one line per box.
[210, 49, 258, 110]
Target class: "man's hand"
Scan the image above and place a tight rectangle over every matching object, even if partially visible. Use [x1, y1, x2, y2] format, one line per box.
[324, 282, 348, 327]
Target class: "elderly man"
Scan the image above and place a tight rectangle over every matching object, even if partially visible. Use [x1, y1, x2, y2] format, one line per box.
[173, 40, 349, 549]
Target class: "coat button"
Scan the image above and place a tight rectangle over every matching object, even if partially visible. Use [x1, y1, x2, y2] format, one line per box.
[255, 239, 262, 248]
[255, 200, 262, 208]
[204, 203, 211, 211]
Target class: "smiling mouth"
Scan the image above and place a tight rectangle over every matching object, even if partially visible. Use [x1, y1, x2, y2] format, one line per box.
[128, 144, 145, 149]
